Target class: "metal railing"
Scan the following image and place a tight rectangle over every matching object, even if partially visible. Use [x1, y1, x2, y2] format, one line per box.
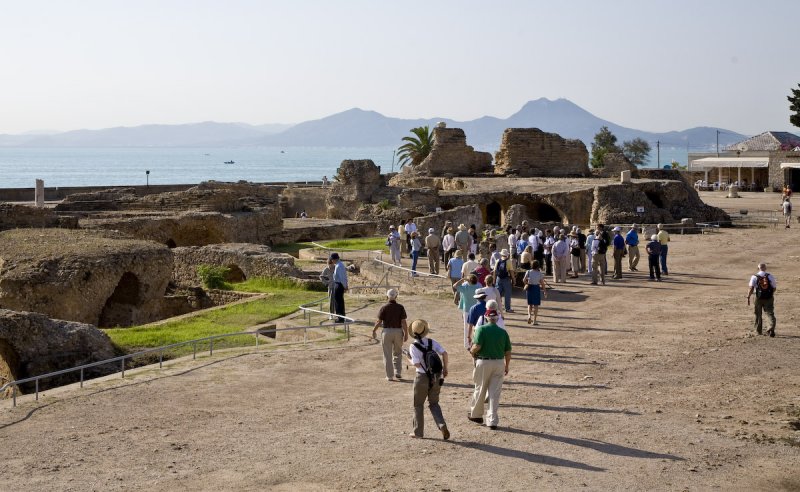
[371, 255, 451, 294]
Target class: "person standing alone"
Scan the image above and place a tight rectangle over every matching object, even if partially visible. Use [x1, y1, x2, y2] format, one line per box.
[372, 289, 409, 381]
[330, 252, 348, 322]
[747, 263, 777, 337]
[782, 197, 792, 228]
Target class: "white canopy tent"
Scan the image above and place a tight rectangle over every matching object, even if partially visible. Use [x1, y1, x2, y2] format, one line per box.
[689, 157, 769, 186]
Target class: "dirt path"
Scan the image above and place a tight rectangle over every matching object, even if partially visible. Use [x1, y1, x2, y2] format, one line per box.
[1, 226, 799, 491]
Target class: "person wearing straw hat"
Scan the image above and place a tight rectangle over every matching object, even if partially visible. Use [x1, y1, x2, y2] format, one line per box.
[373, 289, 409, 381]
[329, 252, 348, 322]
[492, 249, 514, 313]
[454, 223, 471, 260]
[408, 319, 450, 439]
[468, 308, 512, 430]
[424, 227, 441, 274]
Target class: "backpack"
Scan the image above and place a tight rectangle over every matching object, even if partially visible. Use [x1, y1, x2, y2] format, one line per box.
[597, 237, 608, 254]
[755, 274, 774, 299]
[414, 339, 444, 387]
[495, 259, 509, 279]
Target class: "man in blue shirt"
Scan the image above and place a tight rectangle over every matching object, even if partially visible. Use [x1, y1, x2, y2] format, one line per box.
[625, 224, 640, 272]
[466, 288, 488, 350]
[611, 227, 625, 279]
[330, 252, 348, 323]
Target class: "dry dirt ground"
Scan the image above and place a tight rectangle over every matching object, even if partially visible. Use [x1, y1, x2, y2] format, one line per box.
[2, 197, 800, 491]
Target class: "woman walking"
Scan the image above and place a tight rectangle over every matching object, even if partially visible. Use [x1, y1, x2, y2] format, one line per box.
[523, 260, 547, 325]
[410, 231, 422, 276]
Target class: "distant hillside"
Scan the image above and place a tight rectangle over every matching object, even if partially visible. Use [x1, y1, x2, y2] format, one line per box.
[0, 99, 748, 150]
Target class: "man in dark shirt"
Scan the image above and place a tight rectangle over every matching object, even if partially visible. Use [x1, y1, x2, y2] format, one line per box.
[645, 234, 662, 281]
[372, 289, 409, 381]
[612, 227, 625, 279]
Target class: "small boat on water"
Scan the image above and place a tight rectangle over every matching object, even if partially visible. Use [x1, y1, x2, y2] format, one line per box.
[223, 160, 235, 164]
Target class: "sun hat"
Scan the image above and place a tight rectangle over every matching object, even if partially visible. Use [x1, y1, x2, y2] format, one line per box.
[410, 319, 429, 338]
[500, 249, 509, 258]
[428, 228, 435, 233]
[329, 252, 340, 260]
[568, 231, 577, 237]
[386, 288, 398, 300]
[657, 223, 664, 230]
[651, 234, 658, 241]
[458, 223, 466, 231]
[631, 223, 637, 229]
[485, 308, 498, 318]
[389, 225, 395, 230]
[612, 226, 621, 232]
[473, 288, 488, 299]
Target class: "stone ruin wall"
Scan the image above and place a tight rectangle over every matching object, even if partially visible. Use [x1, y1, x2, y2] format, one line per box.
[411, 128, 492, 177]
[0, 203, 78, 231]
[325, 159, 384, 219]
[171, 243, 303, 287]
[0, 309, 115, 392]
[494, 128, 589, 177]
[593, 152, 639, 178]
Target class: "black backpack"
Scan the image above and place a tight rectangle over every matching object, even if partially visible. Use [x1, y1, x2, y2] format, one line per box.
[413, 338, 444, 387]
[755, 274, 774, 299]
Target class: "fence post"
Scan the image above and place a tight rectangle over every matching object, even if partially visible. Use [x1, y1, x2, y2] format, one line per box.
[80, 368, 84, 388]
[210, 339, 214, 356]
[12, 385, 16, 407]
[255, 331, 260, 348]
[304, 326, 308, 344]
[35, 379, 39, 401]
[193, 342, 197, 360]
[159, 350, 163, 369]
[121, 358, 125, 378]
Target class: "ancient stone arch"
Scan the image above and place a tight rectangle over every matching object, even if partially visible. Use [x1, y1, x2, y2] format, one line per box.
[98, 272, 142, 327]
[645, 191, 665, 208]
[526, 201, 566, 224]
[485, 201, 503, 226]
[165, 239, 177, 248]
[224, 264, 246, 283]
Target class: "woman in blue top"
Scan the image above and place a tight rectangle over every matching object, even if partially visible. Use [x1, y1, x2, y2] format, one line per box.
[523, 260, 547, 325]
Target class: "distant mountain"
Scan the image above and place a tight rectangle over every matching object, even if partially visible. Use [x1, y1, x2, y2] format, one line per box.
[0, 99, 748, 150]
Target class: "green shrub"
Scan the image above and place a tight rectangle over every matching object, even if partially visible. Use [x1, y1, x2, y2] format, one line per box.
[378, 199, 392, 210]
[197, 264, 231, 290]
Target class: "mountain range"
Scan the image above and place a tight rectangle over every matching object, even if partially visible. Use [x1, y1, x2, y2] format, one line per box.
[0, 98, 747, 150]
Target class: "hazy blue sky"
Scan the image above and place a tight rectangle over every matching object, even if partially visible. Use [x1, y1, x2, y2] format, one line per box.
[1, 0, 798, 135]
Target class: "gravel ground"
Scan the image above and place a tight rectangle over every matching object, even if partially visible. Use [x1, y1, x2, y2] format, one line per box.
[1, 223, 799, 491]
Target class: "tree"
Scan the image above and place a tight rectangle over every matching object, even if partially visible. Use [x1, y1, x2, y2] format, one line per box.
[396, 126, 434, 168]
[622, 137, 652, 166]
[789, 83, 800, 129]
[590, 126, 621, 168]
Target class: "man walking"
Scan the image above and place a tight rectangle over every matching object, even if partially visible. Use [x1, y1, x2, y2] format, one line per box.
[657, 223, 670, 275]
[468, 308, 512, 430]
[612, 226, 625, 279]
[372, 289, 409, 381]
[552, 233, 570, 283]
[424, 227, 441, 274]
[330, 252, 348, 322]
[454, 224, 471, 260]
[408, 319, 449, 439]
[747, 263, 777, 337]
[645, 234, 661, 281]
[590, 228, 607, 285]
[782, 197, 792, 228]
[625, 224, 640, 272]
[493, 249, 514, 313]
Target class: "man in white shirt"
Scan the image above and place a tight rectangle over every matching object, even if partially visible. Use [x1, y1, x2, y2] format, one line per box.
[551, 233, 570, 283]
[747, 263, 777, 337]
[408, 319, 449, 439]
[404, 219, 418, 253]
[461, 252, 480, 279]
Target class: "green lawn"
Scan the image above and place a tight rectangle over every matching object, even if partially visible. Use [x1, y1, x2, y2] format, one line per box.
[317, 236, 388, 251]
[103, 280, 325, 355]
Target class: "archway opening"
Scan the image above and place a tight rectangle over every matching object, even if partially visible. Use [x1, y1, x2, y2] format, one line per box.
[485, 201, 502, 226]
[165, 239, 177, 248]
[224, 264, 246, 283]
[645, 191, 664, 208]
[0, 338, 19, 396]
[526, 202, 563, 223]
[99, 272, 142, 327]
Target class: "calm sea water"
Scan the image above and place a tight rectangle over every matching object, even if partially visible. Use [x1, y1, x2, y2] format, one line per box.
[0, 146, 689, 188]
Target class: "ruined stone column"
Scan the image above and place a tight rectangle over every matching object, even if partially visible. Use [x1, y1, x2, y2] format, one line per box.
[35, 179, 45, 207]
[620, 170, 631, 183]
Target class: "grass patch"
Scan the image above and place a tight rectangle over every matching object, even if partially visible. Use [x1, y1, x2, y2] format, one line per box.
[104, 279, 324, 355]
[317, 236, 388, 251]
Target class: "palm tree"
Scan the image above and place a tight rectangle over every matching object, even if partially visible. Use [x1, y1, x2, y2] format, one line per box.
[396, 126, 434, 168]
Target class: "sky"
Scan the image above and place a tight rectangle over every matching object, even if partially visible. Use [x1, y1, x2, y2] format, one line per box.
[1, 0, 798, 135]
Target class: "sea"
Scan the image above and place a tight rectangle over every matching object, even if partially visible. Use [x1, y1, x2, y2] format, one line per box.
[0, 146, 690, 189]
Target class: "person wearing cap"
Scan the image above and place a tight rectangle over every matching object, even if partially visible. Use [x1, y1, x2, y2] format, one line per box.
[656, 223, 670, 275]
[373, 289, 409, 381]
[552, 233, 570, 283]
[329, 252, 348, 322]
[477, 299, 505, 328]
[466, 288, 488, 349]
[747, 263, 777, 336]
[612, 226, 625, 279]
[454, 224, 471, 260]
[645, 234, 662, 281]
[456, 274, 481, 339]
[590, 228, 607, 285]
[568, 231, 581, 278]
[468, 308, 512, 430]
[492, 249, 514, 313]
[625, 224, 640, 272]
[424, 227, 441, 275]
[387, 225, 401, 266]
[407, 319, 449, 439]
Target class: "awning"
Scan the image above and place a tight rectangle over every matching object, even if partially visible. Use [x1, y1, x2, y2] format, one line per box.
[689, 157, 769, 170]
[780, 162, 800, 169]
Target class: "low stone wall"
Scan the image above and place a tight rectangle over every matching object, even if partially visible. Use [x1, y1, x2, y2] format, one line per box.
[0, 203, 78, 231]
[172, 243, 303, 286]
[206, 289, 261, 306]
[273, 219, 377, 244]
[0, 308, 115, 393]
